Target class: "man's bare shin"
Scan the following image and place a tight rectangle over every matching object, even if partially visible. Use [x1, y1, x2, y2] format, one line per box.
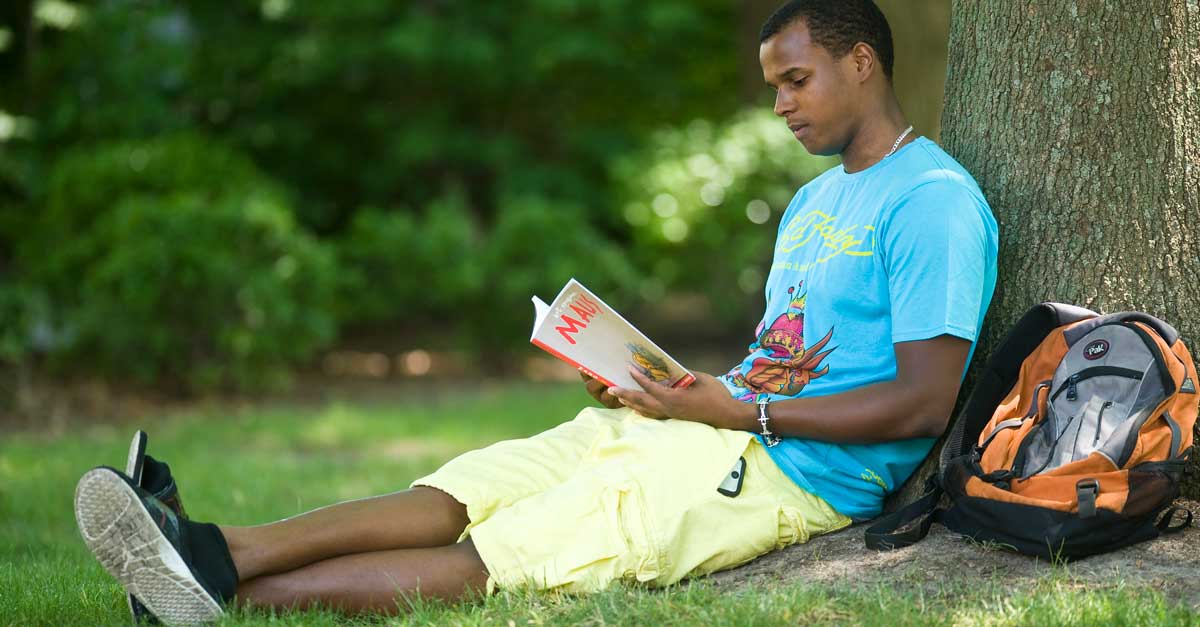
[221, 486, 469, 581]
[235, 541, 489, 614]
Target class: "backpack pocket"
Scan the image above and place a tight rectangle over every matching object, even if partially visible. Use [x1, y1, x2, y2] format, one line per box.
[1052, 395, 1129, 469]
[1018, 392, 1136, 478]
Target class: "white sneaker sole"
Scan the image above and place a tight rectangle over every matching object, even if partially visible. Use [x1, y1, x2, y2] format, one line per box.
[75, 468, 222, 626]
[125, 431, 148, 621]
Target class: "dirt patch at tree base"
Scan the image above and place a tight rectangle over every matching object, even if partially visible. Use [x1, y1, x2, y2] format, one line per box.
[711, 500, 1200, 609]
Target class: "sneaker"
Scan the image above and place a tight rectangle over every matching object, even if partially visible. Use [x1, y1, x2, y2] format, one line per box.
[127, 430, 148, 486]
[127, 431, 189, 519]
[124, 431, 190, 623]
[75, 467, 236, 626]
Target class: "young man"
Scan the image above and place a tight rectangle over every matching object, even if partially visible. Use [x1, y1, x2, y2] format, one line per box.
[74, 1, 998, 622]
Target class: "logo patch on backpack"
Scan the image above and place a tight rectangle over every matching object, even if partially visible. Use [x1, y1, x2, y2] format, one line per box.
[1083, 340, 1110, 360]
[1182, 377, 1197, 394]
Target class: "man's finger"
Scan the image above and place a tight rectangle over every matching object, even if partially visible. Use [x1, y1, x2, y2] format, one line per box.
[628, 368, 668, 397]
[585, 378, 606, 396]
[599, 390, 622, 409]
[609, 387, 666, 417]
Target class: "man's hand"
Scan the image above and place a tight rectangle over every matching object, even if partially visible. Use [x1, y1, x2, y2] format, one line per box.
[581, 372, 623, 409]
[608, 369, 753, 430]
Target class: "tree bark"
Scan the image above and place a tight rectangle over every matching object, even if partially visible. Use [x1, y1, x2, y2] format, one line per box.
[890, 0, 1200, 508]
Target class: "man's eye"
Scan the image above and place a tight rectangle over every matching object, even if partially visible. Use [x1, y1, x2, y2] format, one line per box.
[793, 78, 807, 87]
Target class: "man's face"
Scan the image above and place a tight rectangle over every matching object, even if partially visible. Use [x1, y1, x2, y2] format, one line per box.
[760, 21, 860, 156]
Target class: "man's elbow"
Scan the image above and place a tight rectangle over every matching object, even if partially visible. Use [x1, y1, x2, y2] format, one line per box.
[910, 411, 952, 439]
[901, 391, 956, 439]
[896, 381, 959, 439]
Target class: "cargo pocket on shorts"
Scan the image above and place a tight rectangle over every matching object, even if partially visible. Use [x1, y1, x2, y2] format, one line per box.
[553, 477, 664, 592]
[776, 505, 813, 549]
[682, 501, 785, 581]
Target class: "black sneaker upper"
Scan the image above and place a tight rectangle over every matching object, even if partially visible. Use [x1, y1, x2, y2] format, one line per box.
[113, 469, 239, 606]
[141, 455, 188, 520]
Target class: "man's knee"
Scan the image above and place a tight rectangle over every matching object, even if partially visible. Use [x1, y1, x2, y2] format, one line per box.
[412, 486, 470, 533]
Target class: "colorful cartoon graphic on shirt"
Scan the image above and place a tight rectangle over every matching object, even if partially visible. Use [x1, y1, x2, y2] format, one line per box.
[726, 282, 837, 400]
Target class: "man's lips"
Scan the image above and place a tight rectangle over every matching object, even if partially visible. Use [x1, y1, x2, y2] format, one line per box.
[788, 123, 808, 138]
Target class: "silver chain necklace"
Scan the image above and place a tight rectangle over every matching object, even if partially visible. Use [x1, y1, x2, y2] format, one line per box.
[885, 125, 914, 158]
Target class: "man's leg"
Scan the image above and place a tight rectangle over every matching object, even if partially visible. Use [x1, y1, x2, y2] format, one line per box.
[221, 486, 470, 582]
[235, 540, 488, 613]
[78, 409, 630, 619]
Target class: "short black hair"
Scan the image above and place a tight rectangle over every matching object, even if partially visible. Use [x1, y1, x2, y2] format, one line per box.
[760, 0, 895, 80]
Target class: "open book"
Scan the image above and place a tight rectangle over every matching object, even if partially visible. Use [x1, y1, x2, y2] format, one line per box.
[530, 279, 695, 390]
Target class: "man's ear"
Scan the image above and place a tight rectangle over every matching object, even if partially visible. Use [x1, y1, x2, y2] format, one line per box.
[851, 42, 877, 83]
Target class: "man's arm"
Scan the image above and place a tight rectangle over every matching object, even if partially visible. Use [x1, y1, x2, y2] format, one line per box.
[610, 333, 970, 443]
[741, 334, 969, 441]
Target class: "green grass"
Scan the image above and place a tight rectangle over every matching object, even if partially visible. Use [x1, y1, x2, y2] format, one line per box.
[2, 381, 1196, 626]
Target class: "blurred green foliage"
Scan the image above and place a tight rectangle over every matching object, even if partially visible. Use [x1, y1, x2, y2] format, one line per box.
[19, 0, 739, 231]
[0, 282, 44, 364]
[68, 191, 337, 391]
[0, 0, 851, 391]
[615, 109, 837, 321]
[335, 192, 483, 327]
[14, 134, 336, 390]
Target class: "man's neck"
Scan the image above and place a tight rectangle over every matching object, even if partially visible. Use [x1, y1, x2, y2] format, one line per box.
[839, 100, 912, 174]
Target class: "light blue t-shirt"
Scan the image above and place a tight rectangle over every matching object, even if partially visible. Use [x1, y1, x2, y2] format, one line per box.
[719, 137, 999, 521]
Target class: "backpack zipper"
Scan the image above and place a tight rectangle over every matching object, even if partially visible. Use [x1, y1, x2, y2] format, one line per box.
[1092, 401, 1114, 445]
[1018, 413, 1078, 478]
[1051, 366, 1144, 402]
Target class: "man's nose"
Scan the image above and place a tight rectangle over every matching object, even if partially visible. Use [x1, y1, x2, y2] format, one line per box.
[773, 90, 794, 117]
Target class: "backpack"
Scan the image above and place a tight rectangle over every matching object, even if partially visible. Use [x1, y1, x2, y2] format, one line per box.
[865, 302, 1198, 559]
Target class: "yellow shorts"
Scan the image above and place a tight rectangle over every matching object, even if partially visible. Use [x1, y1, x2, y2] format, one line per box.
[411, 407, 850, 594]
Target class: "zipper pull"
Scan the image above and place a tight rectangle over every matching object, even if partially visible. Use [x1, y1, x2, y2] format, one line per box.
[1093, 401, 1114, 446]
[1067, 374, 1080, 401]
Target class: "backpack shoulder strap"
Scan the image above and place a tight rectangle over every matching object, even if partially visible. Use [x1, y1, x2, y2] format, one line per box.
[864, 479, 944, 551]
[940, 303, 1098, 465]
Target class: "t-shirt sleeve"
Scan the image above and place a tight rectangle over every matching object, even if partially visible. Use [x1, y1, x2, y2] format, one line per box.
[880, 181, 992, 344]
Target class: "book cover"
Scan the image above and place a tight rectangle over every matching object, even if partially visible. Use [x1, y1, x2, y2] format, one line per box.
[530, 278, 695, 390]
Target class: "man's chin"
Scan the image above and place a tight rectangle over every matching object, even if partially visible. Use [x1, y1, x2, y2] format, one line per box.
[799, 139, 838, 158]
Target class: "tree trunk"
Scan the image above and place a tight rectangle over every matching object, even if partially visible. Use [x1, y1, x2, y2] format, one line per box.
[890, 0, 1200, 509]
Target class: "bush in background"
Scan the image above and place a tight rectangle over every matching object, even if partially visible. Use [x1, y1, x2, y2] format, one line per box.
[475, 194, 641, 347]
[66, 191, 336, 391]
[336, 191, 639, 352]
[17, 135, 336, 391]
[0, 283, 45, 366]
[335, 189, 484, 327]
